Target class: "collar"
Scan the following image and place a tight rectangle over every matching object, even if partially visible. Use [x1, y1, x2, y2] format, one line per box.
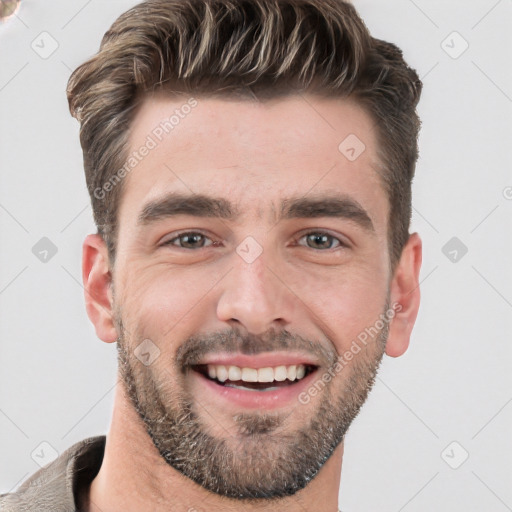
[0, 435, 105, 511]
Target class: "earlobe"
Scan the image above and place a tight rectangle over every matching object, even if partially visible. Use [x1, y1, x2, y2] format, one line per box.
[385, 232, 422, 358]
[82, 234, 118, 343]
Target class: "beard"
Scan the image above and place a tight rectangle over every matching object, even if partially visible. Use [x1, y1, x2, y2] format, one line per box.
[114, 298, 390, 503]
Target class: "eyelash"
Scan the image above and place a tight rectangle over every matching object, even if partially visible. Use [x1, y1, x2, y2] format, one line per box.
[161, 230, 348, 251]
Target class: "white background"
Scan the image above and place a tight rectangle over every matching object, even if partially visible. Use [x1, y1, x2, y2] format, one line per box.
[0, 1, 511, 510]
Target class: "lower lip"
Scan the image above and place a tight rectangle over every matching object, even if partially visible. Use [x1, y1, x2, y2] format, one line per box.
[189, 368, 319, 410]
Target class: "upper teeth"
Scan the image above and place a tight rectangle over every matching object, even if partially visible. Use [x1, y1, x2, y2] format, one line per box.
[206, 364, 307, 383]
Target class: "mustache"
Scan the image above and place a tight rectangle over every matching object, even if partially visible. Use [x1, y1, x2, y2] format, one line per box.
[175, 327, 337, 370]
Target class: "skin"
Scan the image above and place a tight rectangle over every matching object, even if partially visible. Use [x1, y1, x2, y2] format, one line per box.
[80, 92, 422, 512]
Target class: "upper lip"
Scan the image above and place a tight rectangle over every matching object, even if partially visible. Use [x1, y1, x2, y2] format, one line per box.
[192, 352, 320, 369]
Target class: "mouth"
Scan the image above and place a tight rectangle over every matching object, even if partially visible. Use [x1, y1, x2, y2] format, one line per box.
[191, 363, 318, 392]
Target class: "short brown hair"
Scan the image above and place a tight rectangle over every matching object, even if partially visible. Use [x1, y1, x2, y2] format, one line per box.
[67, 0, 422, 273]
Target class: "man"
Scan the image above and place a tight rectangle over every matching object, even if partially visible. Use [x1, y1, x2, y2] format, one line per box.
[0, 0, 422, 510]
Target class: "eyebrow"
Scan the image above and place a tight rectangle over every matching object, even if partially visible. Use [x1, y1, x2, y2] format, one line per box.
[137, 192, 375, 233]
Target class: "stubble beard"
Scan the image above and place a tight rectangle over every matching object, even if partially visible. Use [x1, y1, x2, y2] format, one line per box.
[114, 302, 389, 502]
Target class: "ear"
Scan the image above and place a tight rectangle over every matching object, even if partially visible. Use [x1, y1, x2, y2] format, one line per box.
[385, 232, 422, 357]
[82, 233, 118, 343]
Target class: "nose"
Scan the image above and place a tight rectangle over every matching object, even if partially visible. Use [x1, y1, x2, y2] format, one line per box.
[216, 248, 292, 336]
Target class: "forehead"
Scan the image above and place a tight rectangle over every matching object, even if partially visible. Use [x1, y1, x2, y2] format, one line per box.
[118, 92, 388, 232]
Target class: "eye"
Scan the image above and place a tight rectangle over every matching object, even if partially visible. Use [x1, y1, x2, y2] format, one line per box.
[296, 231, 347, 250]
[161, 231, 217, 249]
[160, 230, 347, 251]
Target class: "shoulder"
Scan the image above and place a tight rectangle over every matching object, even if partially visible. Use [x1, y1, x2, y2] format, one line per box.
[0, 436, 106, 512]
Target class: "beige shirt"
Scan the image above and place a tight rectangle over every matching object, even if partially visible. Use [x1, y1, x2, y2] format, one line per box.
[0, 435, 105, 511]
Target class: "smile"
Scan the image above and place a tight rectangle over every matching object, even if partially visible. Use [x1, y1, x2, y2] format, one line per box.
[188, 361, 320, 410]
[193, 363, 317, 391]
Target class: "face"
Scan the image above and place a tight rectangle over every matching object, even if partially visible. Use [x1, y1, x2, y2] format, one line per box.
[108, 92, 395, 499]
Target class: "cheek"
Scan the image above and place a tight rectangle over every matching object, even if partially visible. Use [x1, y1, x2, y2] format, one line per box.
[118, 264, 219, 343]
[295, 265, 388, 351]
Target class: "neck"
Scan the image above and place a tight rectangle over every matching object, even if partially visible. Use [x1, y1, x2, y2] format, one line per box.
[84, 383, 344, 512]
